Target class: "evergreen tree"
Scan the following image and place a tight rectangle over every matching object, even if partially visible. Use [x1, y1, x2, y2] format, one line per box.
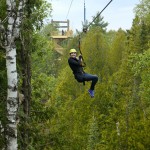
[108, 29, 127, 74]
[90, 12, 108, 32]
[87, 114, 99, 150]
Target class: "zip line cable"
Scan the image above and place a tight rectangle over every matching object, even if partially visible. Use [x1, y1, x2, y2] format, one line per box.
[66, 0, 74, 20]
[86, 0, 113, 30]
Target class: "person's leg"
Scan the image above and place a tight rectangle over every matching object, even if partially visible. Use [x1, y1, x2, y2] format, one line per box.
[83, 73, 98, 90]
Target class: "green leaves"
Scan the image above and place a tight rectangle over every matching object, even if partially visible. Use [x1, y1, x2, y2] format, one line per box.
[134, 0, 150, 24]
[90, 13, 108, 33]
[24, 0, 52, 30]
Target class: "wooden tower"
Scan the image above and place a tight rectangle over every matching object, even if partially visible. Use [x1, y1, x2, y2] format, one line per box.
[51, 19, 73, 54]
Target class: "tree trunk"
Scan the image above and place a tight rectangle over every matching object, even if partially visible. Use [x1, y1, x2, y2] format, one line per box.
[6, 44, 18, 150]
[4, 0, 26, 149]
[19, 33, 31, 149]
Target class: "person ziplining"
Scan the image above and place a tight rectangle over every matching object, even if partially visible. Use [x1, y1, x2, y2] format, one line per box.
[67, 0, 113, 98]
[68, 49, 98, 98]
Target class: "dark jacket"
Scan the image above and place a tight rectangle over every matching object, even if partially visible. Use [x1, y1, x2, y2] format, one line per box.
[68, 57, 85, 82]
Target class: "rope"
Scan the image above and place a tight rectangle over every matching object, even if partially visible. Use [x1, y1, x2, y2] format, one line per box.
[78, 34, 86, 66]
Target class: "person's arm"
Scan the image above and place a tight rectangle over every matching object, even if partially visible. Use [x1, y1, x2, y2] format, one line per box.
[68, 58, 82, 66]
[79, 55, 86, 67]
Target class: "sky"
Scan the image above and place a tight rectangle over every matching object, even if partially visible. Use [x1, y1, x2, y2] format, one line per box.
[46, 0, 140, 32]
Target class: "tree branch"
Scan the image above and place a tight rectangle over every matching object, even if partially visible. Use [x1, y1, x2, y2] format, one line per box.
[14, 0, 26, 38]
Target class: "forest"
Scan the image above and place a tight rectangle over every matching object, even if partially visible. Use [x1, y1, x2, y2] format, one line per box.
[0, 0, 150, 149]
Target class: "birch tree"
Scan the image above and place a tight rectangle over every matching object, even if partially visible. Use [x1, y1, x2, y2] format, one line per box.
[0, 0, 26, 149]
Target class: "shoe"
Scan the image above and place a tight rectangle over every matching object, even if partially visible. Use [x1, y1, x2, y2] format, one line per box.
[88, 89, 94, 98]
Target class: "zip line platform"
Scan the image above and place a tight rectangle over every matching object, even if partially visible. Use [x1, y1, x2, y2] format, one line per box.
[50, 20, 73, 55]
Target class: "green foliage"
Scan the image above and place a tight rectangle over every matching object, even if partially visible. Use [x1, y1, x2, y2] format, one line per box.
[38, 4, 150, 147]
[40, 23, 59, 38]
[134, 0, 150, 24]
[130, 49, 150, 115]
[87, 115, 100, 150]
[0, 0, 6, 19]
[31, 33, 58, 76]
[24, 0, 52, 30]
[32, 73, 56, 102]
[90, 12, 108, 32]
[129, 0, 150, 53]
[107, 29, 127, 73]
[26, 23, 61, 149]
[41, 1, 150, 147]
[81, 27, 109, 79]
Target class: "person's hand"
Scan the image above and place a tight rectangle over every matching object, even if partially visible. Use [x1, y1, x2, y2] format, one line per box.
[79, 55, 83, 60]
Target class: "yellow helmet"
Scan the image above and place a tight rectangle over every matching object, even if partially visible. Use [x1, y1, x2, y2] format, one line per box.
[69, 49, 77, 54]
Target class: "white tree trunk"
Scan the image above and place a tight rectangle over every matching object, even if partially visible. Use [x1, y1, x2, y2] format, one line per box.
[4, 0, 26, 149]
[6, 43, 18, 150]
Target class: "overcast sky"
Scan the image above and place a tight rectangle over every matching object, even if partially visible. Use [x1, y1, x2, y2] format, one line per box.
[47, 0, 140, 32]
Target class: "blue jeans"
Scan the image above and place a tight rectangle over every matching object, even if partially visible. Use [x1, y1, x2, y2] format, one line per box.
[83, 73, 98, 90]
